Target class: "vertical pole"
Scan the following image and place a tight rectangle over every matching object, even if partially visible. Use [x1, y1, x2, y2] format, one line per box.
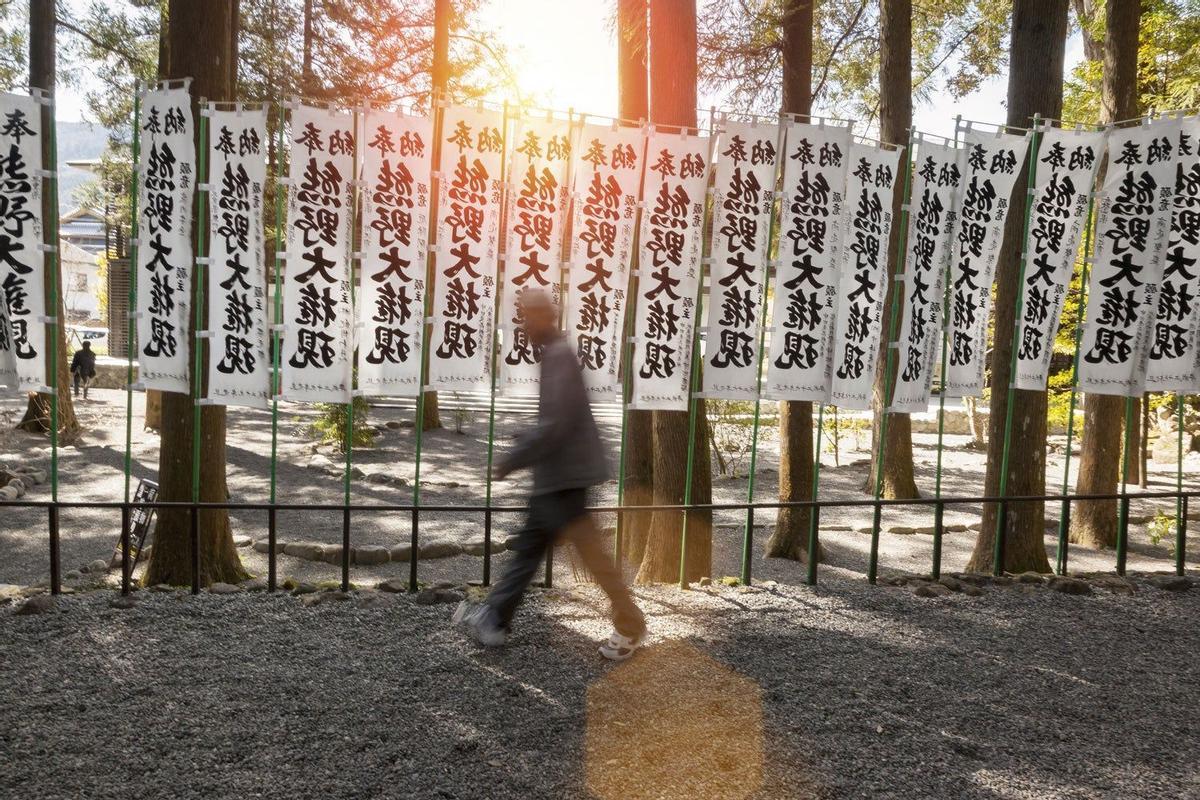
[992, 116, 1042, 577]
[1116, 395, 1133, 575]
[931, 116, 962, 580]
[124, 86, 142, 523]
[868, 128, 915, 585]
[1176, 392, 1186, 576]
[678, 112, 717, 589]
[190, 108, 209, 588]
[805, 404, 825, 586]
[1055, 194, 1097, 575]
[268, 99, 287, 592]
[740, 120, 785, 587]
[340, 104, 359, 593]
[43, 91, 61, 595]
[482, 101, 510, 585]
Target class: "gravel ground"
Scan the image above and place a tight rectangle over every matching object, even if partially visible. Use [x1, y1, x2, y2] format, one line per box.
[2, 572, 1199, 799]
[4, 388, 1198, 589]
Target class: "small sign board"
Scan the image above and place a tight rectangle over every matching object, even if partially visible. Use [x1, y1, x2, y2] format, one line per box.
[110, 478, 158, 571]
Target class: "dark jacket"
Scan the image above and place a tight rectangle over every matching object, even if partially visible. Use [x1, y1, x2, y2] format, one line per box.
[499, 334, 609, 495]
[70, 348, 96, 378]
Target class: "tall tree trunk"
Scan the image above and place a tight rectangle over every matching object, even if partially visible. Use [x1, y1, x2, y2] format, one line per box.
[867, 0, 919, 500]
[617, 0, 653, 566]
[144, 0, 247, 587]
[636, 0, 712, 584]
[1071, 0, 1140, 550]
[968, 0, 1068, 575]
[766, 0, 819, 563]
[420, 0, 450, 432]
[16, 0, 79, 440]
[301, 0, 315, 97]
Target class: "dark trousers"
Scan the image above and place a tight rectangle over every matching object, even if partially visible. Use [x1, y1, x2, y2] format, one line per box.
[486, 488, 645, 638]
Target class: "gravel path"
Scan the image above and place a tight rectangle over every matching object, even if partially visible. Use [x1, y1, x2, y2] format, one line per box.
[4, 388, 1199, 588]
[2, 573, 1198, 799]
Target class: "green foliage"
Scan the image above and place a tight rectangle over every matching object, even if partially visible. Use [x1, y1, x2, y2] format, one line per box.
[310, 396, 376, 452]
[707, 399, 772, 478]
[0, 0, 27, 91]
[1147, 510, 1178, 554]
[821, 406, 866, 466]
[1046, 369, 1078, 434]
[1064, 0, 1200, 121]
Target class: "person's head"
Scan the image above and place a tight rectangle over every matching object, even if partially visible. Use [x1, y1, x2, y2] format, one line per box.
[81, 341, 91, 351]
[518, 289, 559, 346]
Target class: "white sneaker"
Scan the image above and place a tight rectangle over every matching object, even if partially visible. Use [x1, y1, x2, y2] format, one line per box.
[599, 629, 645, 661]
[453, 600, 507, 647]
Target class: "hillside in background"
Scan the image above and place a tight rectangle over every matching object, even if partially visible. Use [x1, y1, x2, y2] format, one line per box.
[57, 120, 110, 213]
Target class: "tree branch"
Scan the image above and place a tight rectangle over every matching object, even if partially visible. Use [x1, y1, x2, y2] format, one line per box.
[56, 16, 152, 73]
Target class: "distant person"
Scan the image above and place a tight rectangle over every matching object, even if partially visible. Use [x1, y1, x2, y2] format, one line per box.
[70, 340, 96, 399]
[454, 290, 646, 661]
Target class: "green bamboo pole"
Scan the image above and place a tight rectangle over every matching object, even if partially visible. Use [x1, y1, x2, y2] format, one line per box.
[482, 101, 510, 575]
[191, 110, 208, 511]
[43, 91, 60, 506]
[991, 115, 1042, 576]
[1175, 392, 1186, 576]
[867, 127, 916, 585]
[1116, 394, 1133, 575]
[269, 102, 286, 512]
[124, 86, 143, 510]
[930, 115, 962, 580]
[805, 403, 825, 585]
[678, 112, 718, 589]
[1054, 195, 1097, 575]
[740, 120, 785, 586]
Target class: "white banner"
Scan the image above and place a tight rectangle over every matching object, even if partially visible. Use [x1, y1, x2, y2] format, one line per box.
[1079, 118, 1181, 396]
[205, 108, 270, 408]
[828, 142, 903, 410]
[891, 139, 964, 412]
[702, 120, 779, 400]
[428, 105, 505, 391]
[630, 130, 710, 411]
[1013, 127, 1105, 390]
[945, 128, 1030, 396]
[498, 115, 572, 394]
[1146, 116, 1200, 392]
[565, 123, 644, 398]
[765, 121, 852, 401]
[0, 291, 18, 389]
[281, 105, 355, 403]
[136, 86, 195, 393]
[356, 110, 432, 397]
[0, 92, 46, 392]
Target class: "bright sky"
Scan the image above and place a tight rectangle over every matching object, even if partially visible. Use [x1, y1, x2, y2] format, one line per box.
[57, 0, 1086, 142]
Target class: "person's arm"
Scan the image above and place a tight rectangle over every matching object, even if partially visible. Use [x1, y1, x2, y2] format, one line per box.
[69, 352, 81, 373]
[495, 347, 574, 477]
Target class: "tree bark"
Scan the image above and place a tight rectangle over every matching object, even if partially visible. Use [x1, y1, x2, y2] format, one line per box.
[144, 0, 247, 587]
[636, 0, 712, 584]
[618, 0, 653, 566]
[766, 0, 820, 563]
[419, 0, 451, 433]
[968, 0, 1068, 575]
[1071, 0, 1141, 550]
[302, 0, 315, 96]
[867, 0, 919, 500]
[16, 0, 79, 441]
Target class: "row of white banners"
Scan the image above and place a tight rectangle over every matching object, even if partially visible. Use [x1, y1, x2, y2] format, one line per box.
[3, 88, 1199, 414]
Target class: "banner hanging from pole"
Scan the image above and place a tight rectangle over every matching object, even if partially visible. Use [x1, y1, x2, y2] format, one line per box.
[828, 141, 903, 410]
[891, 138, 964, 412]
[428, 105, 505, 391]
[135, 85, 195, 394]
[564, 122, 645, 398]
[1146, 115, 1200, 392]
[1012, 126, 1105, 390]
[1079, 117, 1181, 396]
[205, 107, 271, 407]
[498, 114, 573, 394]
[0, 92, 47, 392]
[356, 109, 432, 397]
[702, 120, 779, 400]
[765, 120, 852, 401]
[630, 129, 710, 411]
[281, 104, 355, 403]
[944, 127, 1030, 397]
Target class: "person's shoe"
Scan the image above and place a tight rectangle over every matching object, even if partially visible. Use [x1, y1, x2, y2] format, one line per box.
[453, 600, 507, 647]
[599, 629, 645, 661]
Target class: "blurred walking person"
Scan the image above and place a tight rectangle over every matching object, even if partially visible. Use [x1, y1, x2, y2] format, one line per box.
[454, 290, 646, 660]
